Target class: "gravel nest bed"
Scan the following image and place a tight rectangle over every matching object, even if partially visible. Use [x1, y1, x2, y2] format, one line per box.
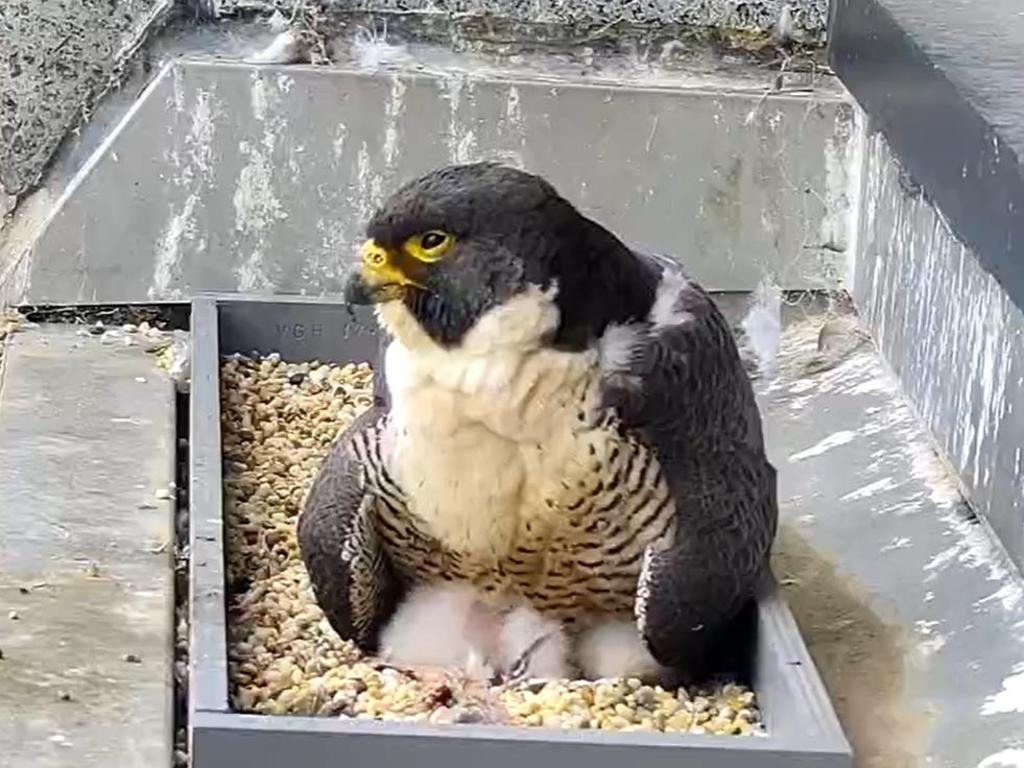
[221, 352, 763, 736]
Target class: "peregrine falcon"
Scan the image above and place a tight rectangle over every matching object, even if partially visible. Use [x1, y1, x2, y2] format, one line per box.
[298, 163, 777, 682]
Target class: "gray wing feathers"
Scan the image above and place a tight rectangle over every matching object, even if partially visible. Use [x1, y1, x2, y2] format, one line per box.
[297, 405, 402, 651]
[606, 254, 778, 673]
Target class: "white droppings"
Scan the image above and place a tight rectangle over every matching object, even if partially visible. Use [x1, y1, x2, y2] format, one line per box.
[149, 193, 197, 300]
[382, 75, 407, 169]
[233, 139, 285, 233]
[788, 430, 857, 462]
[250, 73, 268, 121]
[183, 88, 217, 182]
[455, 130, 478, 164]
[913, 619, 947, 657]
[848, 376, 894, 396]
[925, 502, 1016, 585]
[840, 477, 898, 502]
[978, 582, 1024, 614]
[506, 86, 523, 131]
[237, 249, 272, 292]
[332, 123, 348, 161]
[880, 536, 912, 552]
[351, 141, 382, 227]
[982, 662, 1024, 716]
[170, 64, 185, 113]
[978, 749, 1024, 768]
[442, 75, 478, 164]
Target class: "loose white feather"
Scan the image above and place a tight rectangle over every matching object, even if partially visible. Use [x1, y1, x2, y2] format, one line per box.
[245, 30, 304, 65]
[741, 278, 783, 378]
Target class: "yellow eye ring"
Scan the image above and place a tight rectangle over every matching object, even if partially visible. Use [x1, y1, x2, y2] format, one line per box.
[404, 230, 453, 262]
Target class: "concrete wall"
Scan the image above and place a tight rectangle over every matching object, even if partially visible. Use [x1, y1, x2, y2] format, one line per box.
[853, 128, 1024, 568]
[5, 56, 853, 304]
[201, 0, 829, 36]
[0, 0, 173, 203]
[1, 0, 827, 221]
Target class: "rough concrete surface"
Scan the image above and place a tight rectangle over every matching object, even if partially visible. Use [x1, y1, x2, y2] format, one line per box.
[0, 0, 825, 212]
[198, 0, 829, 36]
[0, 0, 173, 198]
[0, 325, 176, 767]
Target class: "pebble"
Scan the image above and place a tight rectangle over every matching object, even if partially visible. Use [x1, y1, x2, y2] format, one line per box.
[8, 610, 19, 620]
[221, 353, 762, 737]
[123, 653, 143, 664]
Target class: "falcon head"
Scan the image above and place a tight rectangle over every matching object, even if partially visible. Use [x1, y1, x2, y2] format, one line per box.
[344, 163, 659, 351]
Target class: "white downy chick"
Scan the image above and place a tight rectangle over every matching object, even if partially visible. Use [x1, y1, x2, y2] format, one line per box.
[379, 583, 570, 684]
[577, 618, 663, 681]
[494, 603, 571, 683]
[378, 582, 484, 670]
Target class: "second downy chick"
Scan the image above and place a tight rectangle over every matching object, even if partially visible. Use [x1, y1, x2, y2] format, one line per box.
[379, 582, 571, 685]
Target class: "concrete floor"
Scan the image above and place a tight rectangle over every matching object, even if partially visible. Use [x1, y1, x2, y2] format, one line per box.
[762, 312, 1024, 768]
[0, 325, 176, 767]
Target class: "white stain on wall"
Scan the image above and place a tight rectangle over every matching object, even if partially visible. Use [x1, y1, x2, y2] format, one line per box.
[149, 193, 197, 300]
[855, 132, 1024, 571]
[982, 662, 1024, 716]
[382, 75, 407, 169]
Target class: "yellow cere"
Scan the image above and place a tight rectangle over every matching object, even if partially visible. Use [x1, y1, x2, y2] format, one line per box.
[360, 239, 414, 288]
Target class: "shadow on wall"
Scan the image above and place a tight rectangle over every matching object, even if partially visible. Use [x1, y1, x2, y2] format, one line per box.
[773, 524, 932, 768]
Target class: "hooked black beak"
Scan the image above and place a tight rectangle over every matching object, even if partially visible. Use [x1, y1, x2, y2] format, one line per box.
[343, 270, 379, 305]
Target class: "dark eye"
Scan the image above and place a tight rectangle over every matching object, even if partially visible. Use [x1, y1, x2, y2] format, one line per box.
[420, 231, 447, 251]
[508, 656, 528, 681]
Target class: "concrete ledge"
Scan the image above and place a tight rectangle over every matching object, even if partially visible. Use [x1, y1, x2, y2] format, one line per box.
[0, 325, 176, 767]
[829, 0, 1024, 313]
